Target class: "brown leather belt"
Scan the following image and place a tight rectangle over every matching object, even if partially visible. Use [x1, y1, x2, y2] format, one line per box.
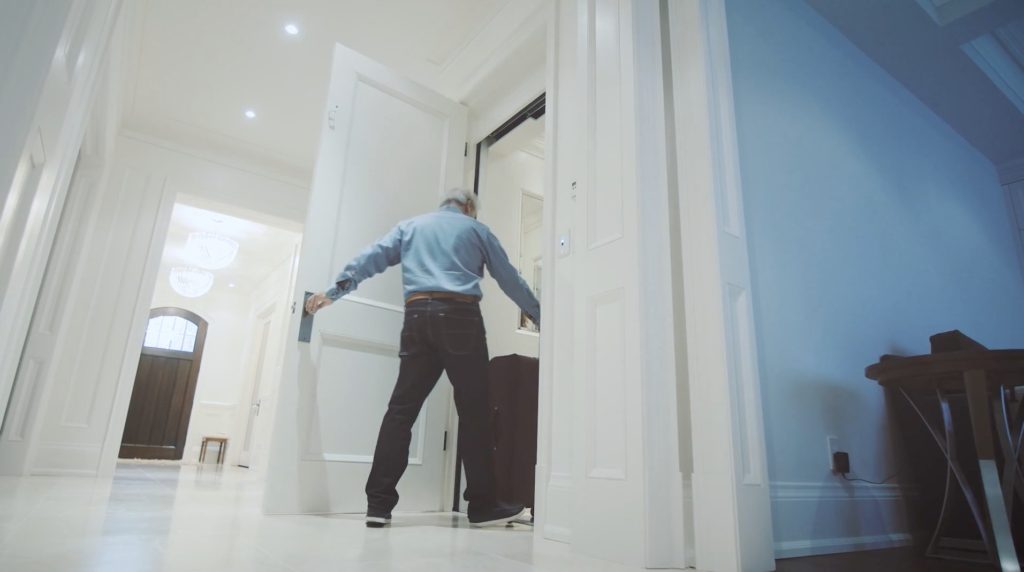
[405, 291, 480, 305]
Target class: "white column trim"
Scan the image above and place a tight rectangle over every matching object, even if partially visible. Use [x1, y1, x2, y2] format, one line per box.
[534, 0, 564, 545]
[97, 173, 174, 477]
[666, 0, 775, 570]
[631, 0, 687, 568]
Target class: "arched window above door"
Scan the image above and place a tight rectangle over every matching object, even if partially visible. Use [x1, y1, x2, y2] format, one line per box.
[144, 313, 200, 353]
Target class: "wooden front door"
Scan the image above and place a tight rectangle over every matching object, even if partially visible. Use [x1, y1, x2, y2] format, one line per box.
[119, 308, 207, 460]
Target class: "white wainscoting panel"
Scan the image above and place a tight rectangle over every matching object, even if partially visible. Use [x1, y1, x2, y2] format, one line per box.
[585, 288, 627, 481]
[543, 472, 574, 543]
[33, 163, 171, 476]
[586, 0, 625, 250]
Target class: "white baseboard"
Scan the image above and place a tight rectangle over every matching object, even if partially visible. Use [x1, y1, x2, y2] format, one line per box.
[775, 533, 913, 559]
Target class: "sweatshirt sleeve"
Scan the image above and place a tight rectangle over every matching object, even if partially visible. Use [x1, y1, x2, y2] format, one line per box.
[325, 224, 403, 300]
[481, 228, 540, 324]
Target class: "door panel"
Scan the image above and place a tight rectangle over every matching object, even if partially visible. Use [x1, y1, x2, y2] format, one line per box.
[120, 352, 195, 460]
[264, 44, 466, 515]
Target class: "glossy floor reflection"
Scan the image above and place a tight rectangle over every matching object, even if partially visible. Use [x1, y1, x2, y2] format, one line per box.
[0, 463, 642, 571]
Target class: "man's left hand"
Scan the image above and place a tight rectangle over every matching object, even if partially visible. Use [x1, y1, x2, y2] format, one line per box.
[305, 292, 333, 315]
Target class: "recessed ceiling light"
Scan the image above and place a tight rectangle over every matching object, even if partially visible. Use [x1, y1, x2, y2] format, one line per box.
[244, 109, 256, 119]
[228, 283, 236, 289]
[284, 23, 299, 36]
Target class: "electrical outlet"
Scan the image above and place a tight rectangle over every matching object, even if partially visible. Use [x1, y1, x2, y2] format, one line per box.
[826, 435, 840, 471]
[833, 451, 850, 474]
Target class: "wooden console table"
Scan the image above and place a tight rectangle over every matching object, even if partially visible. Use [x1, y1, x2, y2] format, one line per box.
[866, 336, 1024, 572]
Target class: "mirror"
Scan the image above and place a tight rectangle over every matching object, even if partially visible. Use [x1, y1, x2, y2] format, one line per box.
[519, 191, 543, 332]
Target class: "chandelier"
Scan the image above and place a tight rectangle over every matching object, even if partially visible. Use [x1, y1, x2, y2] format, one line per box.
[169, 266, 214, 298]
[185, 232, 239, 270]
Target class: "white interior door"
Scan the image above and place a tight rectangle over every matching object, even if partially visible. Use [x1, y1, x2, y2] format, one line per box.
[264, 44, 466, 514]
[238, 317, 271, 468]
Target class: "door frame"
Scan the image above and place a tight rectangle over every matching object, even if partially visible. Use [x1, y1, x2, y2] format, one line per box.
[238, 302, 276, 468]
[119, 306, 207, 460]
[449, 94, 547, 512]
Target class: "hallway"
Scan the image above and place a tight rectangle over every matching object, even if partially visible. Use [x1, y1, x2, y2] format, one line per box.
[0, 464, 640, 571]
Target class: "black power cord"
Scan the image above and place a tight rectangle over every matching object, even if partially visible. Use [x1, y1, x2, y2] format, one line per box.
[841, 473, 898, 485]
[833, 451, 898, 485]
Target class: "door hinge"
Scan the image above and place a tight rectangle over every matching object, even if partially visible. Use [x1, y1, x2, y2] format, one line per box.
[328, 105, 339, 130]
[464, 142, 468, 157]
[443, 430, 448, 451]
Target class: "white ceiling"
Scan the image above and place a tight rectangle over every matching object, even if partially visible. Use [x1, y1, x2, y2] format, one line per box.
[159, 203, 300, 298]
[806, 0, 1024, 173]
[120, 0, 548, 183]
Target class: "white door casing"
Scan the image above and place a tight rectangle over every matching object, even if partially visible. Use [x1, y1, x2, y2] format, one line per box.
[263, 44, 466, 514]
[534, 0, 573, 545]
[632, 0, 689, 568]
[667, 1, 775, 570]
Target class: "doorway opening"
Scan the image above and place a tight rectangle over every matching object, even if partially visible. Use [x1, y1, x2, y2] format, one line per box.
[117, 199, 300, 472]
[453, 94, 546, 513]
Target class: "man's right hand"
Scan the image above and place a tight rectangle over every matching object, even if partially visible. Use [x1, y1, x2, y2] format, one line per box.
[305, 292, 333, 315]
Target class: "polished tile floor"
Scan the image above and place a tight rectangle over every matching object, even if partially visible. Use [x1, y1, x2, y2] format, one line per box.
[0, 462, 643, 571]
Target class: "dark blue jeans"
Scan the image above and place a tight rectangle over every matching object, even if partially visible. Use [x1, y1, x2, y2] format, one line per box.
[365, 299, 496, 515]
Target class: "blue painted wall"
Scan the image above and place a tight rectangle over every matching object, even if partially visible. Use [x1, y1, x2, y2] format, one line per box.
[725, 0, 1024, 555]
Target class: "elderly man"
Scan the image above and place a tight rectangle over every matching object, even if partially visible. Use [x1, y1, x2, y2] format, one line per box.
[305, 188, 540, 528]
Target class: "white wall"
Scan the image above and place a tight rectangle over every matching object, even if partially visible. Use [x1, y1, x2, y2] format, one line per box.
[117, 136, 308, 228]
[725, 0, 1024, 558]
[149, 269, 249, 463]
[26, 143, 174, 477]
[478, 147, 544, 359]
[145, 245, 295, 467]
[232, 252, 296, 473]
[0, 124, 308, 476]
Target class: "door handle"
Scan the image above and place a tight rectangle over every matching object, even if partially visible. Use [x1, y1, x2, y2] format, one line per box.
[298, 291, 314, 343]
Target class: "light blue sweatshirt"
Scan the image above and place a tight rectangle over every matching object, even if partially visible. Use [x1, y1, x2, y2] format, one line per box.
[325, 205, 540, 324]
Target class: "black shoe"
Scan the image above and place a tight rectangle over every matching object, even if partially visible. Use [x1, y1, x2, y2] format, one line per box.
[468, 503, 526, 528]
[365, 511, 392, 528]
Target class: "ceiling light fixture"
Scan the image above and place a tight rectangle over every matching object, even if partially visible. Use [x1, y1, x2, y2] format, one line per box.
[185, 232, 239, 270]
[284, 23, 299, 36]
[244, 109, 256, 119]
[169, 267, 214, 298]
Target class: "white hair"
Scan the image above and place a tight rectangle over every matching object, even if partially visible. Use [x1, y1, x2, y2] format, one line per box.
[439, 187, 479, 210]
